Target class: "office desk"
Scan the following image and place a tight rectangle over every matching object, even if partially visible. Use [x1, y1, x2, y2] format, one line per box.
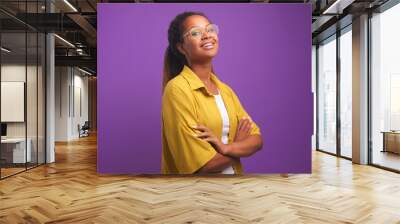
[381, 131, 400, 154]
[1, 138, 32, 164]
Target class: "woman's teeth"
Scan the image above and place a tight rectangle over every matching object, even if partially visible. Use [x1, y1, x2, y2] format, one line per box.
[203, 43, 214, 49]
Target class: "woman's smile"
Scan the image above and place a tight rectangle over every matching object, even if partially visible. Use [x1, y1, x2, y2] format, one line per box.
[201, 41, 215, 50]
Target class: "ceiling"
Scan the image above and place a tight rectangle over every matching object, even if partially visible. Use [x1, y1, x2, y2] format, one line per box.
[0, 0, 97, 74]
[0, 0, 393, 75]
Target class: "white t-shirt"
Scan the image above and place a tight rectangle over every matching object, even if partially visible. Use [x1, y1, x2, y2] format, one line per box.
[214, 92, 235, 174]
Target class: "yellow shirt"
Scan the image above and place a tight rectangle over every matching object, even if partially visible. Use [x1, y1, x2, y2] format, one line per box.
[161, 65, 261, 174]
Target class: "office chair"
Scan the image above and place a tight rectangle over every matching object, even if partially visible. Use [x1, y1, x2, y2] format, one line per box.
[78, 121, 90, 138]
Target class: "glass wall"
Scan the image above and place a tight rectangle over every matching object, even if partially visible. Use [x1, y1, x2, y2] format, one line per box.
[0, 31, 28, 178]
[38, 31, 45, 165]
[317, 35, 337, 154]
[371, 2, 400, 171]
[339, 27, 352, 158]
[312, 46, 317, 150]
[27, 31, 38, 170]
[0, 1, 46, 179]
[316, 25, 353, 159]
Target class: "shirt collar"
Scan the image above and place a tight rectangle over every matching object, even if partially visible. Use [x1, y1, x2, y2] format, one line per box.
[180, 65, 222, 94]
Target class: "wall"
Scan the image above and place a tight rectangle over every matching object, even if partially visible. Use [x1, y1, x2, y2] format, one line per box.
[55, 67, 89, 141]
[1, 65, 26, 138]
[1, 64, 41, 138]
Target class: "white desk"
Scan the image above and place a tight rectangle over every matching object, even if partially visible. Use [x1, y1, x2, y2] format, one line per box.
[1, 138, 32, 163]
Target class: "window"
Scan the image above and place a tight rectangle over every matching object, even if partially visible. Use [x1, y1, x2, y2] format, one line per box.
[339, 27, 352, 158]
[370, 2, 400, 171]
[317, 35, 337, 154]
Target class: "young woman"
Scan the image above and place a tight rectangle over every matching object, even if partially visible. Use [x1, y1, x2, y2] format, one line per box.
[161, 11, 263, 174]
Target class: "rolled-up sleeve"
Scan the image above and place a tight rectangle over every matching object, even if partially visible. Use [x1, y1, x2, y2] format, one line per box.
[162, 84, 217, 174]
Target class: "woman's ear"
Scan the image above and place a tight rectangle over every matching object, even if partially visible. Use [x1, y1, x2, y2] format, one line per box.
[176, 42, 186, 56]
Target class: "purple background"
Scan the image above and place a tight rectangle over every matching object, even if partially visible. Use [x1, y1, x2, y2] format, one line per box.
[98, 3, 312, 174]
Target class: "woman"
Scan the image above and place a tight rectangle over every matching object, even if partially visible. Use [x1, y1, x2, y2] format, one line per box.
[161, 11, 263, 174]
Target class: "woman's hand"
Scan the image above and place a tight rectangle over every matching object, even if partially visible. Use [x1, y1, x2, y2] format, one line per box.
[193, 124, 230, 155]
[234, 117, 252, 142]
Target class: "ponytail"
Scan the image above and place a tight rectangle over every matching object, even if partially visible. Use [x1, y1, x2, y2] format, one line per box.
[162, 45, 187, 89]
[163, 11, 208, 90]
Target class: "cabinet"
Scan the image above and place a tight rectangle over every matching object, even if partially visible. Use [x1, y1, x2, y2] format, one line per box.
[382, 131, 400, 154]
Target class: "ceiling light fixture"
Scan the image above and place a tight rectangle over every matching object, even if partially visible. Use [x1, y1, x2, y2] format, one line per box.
[63, 0, 78, 12]
[1, 47, 11, 53]
[54, 34, 75, 48]
[323, 0, 354, 15]
[78, 67, 93, 76]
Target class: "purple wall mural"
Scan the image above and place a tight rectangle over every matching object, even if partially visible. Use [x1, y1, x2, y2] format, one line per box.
[98, 3, 312, 174]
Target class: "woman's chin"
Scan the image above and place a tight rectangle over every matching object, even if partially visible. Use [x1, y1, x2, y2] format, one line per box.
[200, 52, 218, 60]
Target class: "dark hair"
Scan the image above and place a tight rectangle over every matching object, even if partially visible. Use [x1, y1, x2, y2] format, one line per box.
[163, 11, 208, 89]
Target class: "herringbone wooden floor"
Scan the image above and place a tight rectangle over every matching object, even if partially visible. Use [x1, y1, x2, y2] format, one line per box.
[1, 134, 400, 224]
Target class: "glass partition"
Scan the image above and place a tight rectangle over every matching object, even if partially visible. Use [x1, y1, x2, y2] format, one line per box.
[1, 30, 28, 177]
[0, 1, 46, 179]
[27, 30, 38, 170]
[317, 35, 337, 154]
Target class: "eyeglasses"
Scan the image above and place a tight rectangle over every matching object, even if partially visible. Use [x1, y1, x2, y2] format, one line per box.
[182, 24, 219, 40]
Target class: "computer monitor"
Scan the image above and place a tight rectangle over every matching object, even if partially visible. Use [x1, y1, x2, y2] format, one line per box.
[1, 123, 7, 137]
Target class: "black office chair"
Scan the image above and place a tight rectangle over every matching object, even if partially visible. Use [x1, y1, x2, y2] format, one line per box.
[78, 121, 90, 138]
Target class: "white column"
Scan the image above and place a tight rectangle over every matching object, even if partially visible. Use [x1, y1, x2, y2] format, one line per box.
[352, 14, 369, 164]
[46, 33, 55, 163]
[46, 1, 55, 163]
